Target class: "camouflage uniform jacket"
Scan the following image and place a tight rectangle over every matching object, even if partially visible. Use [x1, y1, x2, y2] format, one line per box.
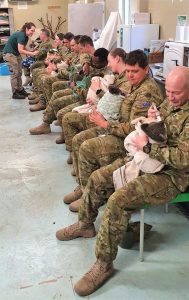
[57, 52, 81, 79]
[60, 48, 75, 62]
[97, 70, 129, 99]
[35, 39, 52, 61]
[57, 44, 67, 55]
[106, 76, 163, 137]
[149, 98, 189, 191]
[73, 65, 112, 102]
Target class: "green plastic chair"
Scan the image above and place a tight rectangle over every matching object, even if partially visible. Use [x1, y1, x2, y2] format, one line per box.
[139, 187, 189, 261]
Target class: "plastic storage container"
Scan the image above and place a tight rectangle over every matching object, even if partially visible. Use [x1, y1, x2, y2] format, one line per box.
[0, 63, 11, 76]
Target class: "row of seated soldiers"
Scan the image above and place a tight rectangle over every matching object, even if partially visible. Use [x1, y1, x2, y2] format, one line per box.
[22, 31, 75, 86]
[24, 34, 189, 296]
[28, 35, 162, 213]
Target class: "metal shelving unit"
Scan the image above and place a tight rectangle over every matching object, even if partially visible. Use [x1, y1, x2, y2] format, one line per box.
[0, 8, 14, 62]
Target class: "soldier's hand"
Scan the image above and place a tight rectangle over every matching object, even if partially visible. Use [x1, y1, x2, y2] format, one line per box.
[83, 63, 90, 76]
[90, 78, 101, 92]
[89, 110, 108, 128]
[132, 134, 149, 151]
[65, 58, 71, 65]
[70, 81, 75, 88]
[148, 102, 159, 119]
[86, 98, 95, 105]
[31, 50, 39, 56]
[46, 65, 52, 74]
[51, 63, 57, 71]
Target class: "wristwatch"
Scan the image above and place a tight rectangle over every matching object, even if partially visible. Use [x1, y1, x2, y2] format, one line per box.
[143, 142, 152, 154]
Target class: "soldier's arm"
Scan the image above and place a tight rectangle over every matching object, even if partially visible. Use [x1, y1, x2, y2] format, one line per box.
[80, 53, 91, 65]
[96, 76, 129, 108]
[36, 42, 52, 61]
[57, 68, 70, 79]
[150, 120, 189, 169]
[107, 90, 163, 137]
[158, 98, 170, 120]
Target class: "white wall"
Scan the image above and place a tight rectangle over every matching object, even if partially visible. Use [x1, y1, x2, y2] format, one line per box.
[0, 0, 8, 8]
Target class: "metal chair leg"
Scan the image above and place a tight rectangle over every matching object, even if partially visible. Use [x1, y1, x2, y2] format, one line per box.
[140, 209, 145, 262]
[165, 203, 169, 213]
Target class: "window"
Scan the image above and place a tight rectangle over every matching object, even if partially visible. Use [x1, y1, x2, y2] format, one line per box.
[118, 0, 131, 24]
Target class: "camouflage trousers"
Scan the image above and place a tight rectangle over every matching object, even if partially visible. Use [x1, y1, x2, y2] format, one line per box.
[32, 67, 47, 93]
[78, 159, 180, 262]
[40, 75, 65, 103]
[62, 112, 95, 151]
[57, 102, 80, 126]
[23, 60, 44, 77]
[3, 53, 22, 93]
[30, 61, 45, 72]
[52, 80, 70, 93]
[43, 88, 79, 124]
[23, 67, 30, 77]
[72, 128, 126, 188]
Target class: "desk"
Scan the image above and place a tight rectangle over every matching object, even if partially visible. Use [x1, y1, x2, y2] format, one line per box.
[150, 64, 166, 98]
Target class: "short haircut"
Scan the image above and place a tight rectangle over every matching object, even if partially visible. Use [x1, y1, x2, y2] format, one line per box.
[56, 33, 64, 41]
[125, 49, 148, 69]
[79, 35, 94, 47]
[94, 48, 109, 63]
[41, 29, 50, 37]
[73, 35, 82, 44]
[110, 48, 127, 63]
[64, 32, 74, 41]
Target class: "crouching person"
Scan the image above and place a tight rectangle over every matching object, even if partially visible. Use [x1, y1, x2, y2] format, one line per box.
[56, 66, 189, 296]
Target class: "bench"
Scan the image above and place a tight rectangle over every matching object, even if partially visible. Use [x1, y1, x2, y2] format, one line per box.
[139, 188, 189, 261]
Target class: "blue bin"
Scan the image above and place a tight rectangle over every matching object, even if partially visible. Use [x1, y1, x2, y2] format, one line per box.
[0, 63, 11, 76]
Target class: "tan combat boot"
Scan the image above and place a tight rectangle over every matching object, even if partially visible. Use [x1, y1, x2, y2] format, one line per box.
[28, 97, 40, 105]
[74, 259, 114, 296]
[29, 123, 51, 135]
[119, 222, 152, 249]
[71, 167, 76, 176]
[30, 100, 46, 112]
[67, 151, 73, 164]
[56, 221, 96, 241]
[56, 132, 65, 144]
[63, 185, 83, 204]
[28, 92, 37, 100]
[69, 199, 81, 212]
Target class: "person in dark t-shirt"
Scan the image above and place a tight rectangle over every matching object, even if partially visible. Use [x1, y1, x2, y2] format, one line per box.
[3, 22, 38, 99]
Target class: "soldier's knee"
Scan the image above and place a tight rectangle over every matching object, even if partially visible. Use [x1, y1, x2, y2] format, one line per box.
[63, 112, 71, 123]
[81, 137, 99, 158]
[72, 132, 84, 150]
[88, 170, 100, 187]
[107, 192, 120, 210]
[79, 140, 92, 157]
[107, 189, 130, 212]
[56, 110, 62, 119]
[52, 98, 60, 106]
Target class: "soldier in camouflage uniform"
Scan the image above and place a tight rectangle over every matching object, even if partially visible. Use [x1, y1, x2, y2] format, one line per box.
[29, 35, 81, 111]
[37, 35, 81, 104]
[55, 47, 116, 144]
[62, 48, 129, 154]
[64, 50, 163, 212]
[28, 32, 74, 101]
[27, 32, 66, 98]
[56, 66, 189, 296]
[23, 29, 52, 85]
[29, 46, 110, 136]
